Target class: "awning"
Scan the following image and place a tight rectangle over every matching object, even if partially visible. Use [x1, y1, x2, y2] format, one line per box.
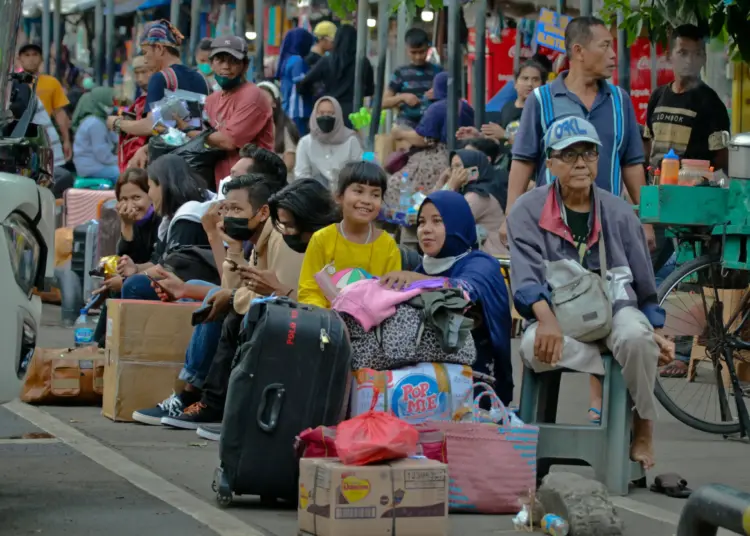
[136, 0, 170, 10]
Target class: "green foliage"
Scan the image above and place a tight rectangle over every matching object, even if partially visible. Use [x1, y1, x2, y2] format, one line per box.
[600, 0, 750, 62]
[328, 0, 443, 25]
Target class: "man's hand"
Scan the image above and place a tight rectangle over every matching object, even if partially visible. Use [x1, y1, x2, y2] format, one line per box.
[480, 122, 505, 141]
[128, 145, 149, 169]
[400, 93, 420, 107]
[534, 317, 564, 365]
[205, 288, 234, 321]
[653, 330, 676, 366]
[150, 266, 186, 301]
[643, 223, 656, 252]
[117, 255, 137, 277]
[106, 116, 119, 131]
[202, 201, 225, 235]
[62, 140, 72, 161]
[217, 221, 242, 251]
[237, 266, 286, 296]
[456, 126, 482, 140]
[92, 275, 123, 296]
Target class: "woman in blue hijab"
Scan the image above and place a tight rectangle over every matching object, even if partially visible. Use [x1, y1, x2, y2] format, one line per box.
[381, 190, 513, 404]
[276, 28, 315, 135]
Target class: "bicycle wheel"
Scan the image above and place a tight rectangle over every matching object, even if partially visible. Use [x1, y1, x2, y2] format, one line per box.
[655, 254, 748, 435]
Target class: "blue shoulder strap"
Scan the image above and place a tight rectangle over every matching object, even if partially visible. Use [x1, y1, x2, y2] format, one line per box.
[607, 82, 625, 196]
[534, 85, 556, 185]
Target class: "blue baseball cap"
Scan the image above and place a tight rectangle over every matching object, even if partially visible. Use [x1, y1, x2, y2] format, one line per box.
[544, 116, 601, 152]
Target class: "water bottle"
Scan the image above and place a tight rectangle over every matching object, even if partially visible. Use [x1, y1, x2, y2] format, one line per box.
[73, 309, 96, 347]
[541, 514, 570, 536]
[399, 171, 412, 212]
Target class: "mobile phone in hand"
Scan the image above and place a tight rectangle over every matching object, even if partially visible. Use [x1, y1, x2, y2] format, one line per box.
[191, 304, 214, 326]
[146, 274, 175, 301]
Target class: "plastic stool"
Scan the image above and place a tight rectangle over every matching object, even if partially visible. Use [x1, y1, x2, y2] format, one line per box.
[518, 354, 646, 496]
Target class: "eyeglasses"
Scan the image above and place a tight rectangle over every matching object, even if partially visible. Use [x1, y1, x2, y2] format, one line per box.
[549, 148, 599, 164]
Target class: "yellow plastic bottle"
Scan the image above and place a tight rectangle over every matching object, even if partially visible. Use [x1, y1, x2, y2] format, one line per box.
[660, 149, 680, 185]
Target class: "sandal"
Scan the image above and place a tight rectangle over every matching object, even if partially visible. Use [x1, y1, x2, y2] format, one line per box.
[588, 407, 601, 425]
[660, 361, 688, 379]
[649, 473, 692, 499]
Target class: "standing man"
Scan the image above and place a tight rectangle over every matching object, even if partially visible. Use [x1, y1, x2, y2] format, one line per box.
[382, 27, 442, 128]
[644, 24, 730, 172]
[200, 36, 274, 189]
[18, 42, 72, 162]
[108, 20, 210, 168]
[305, 21, 337, 68]
[503, 16, 654, 250]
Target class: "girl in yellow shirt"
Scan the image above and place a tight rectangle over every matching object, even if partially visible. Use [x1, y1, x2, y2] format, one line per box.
[298, 161, 402, 308]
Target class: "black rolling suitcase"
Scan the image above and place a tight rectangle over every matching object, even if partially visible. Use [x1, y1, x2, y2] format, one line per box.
[214, 297, 351, 507]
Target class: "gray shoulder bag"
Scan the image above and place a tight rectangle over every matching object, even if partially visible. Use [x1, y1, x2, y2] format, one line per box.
[550, 232, 613, 342]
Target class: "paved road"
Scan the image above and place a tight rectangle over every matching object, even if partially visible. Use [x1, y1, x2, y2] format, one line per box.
[1, 304, 747, 536]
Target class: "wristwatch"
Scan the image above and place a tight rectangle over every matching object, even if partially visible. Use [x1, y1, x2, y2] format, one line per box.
[113, 118, 122, 134]
[228, 289, 236, 309]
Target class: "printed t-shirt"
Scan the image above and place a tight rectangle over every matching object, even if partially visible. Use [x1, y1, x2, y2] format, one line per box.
[204, 81, 274, 188]
[564, 207, 590, 265]
[297, 223, 402, 309]
[644, 82, 730, 169]
[389, 62, 443, 127]
[35, 74, 69, 115]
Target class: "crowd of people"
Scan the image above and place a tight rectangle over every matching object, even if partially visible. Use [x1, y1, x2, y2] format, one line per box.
[16, 13, 735, 475]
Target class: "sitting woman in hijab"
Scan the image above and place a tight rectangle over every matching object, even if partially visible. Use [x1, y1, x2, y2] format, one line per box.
[379, 190, 513, 405]
[294, 96, 363, 188]
[72, 86, 119, 180]
[277, 28, 315, 136]
[384, 72, 475, 208]
[436, 149, 507, 256]
[297, 24, 374, 127]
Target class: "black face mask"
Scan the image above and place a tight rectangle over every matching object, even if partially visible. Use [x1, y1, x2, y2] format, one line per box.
[316, 115, 336, 134]
[282, 233, 308, 253]
[223, 216, 257, 242]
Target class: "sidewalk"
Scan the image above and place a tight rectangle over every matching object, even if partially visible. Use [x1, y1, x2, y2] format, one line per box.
[5, 303, 745, 536]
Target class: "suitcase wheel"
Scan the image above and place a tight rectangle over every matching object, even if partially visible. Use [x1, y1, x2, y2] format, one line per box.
[212, 467, 233, 508]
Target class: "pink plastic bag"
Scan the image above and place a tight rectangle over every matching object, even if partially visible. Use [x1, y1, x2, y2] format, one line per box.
[334, 410, 419, 466]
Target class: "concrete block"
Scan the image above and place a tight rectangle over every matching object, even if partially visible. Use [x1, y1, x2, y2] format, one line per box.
[537, 472, 624, 536]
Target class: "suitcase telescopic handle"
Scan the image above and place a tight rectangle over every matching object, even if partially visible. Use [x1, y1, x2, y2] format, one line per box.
[257, 383, 285, 433]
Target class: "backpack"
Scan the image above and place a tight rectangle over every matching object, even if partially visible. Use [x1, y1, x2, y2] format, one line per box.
[535, 82, 626, 196]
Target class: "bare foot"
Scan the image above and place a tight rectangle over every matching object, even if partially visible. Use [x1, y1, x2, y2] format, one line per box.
[630, 416, 655, 470]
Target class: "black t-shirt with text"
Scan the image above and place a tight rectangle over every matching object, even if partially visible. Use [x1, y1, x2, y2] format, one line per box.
[565, 207, 590, 266]
[644, 82, 730, 169]
[498, 100, 523, 133]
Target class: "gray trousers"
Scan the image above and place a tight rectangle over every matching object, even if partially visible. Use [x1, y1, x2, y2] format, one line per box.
[520, 306, 659, 421]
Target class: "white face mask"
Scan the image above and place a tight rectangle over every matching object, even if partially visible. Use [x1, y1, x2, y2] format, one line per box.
[421, 251, 471, 275]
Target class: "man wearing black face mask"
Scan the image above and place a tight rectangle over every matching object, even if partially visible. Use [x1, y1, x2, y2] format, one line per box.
[196, 36, 276, 191]
[153, 177, 339, 436]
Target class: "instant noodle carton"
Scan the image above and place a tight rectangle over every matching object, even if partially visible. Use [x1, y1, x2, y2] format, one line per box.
[350, 363, 473, 424]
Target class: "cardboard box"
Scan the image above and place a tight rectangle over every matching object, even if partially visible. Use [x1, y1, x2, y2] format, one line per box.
[102, 299, 199, 421]
[298, 458, 449, 536]
[351, 364, 474, 424]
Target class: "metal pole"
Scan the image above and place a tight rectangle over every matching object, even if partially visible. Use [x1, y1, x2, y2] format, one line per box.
[676, 484, 750, 536]
[367, 0, 389, 152]
[254, 0, 264, 81]
[353, 0, 369, 111]
[446, 0, 460, 152]
[0, 0, 24, 119]
[189, 0, 200, 67]
[556, 0, 566, 13]
[580, 0, 593, 16]
[513, 23, 522, 72]
[473, 0, 486, 127]
[105, 0, 115, 87]
[170, 0, 180, 28]
[616, 10, 630, 90]
[650, 41, 657, 93]
[396, 3, 407, 66]
[385, 45, 393, 132]
[42, 0, 51, 73]
[53, 0, 61, 79]
[94, 0, 104, 85]
[235, 0, 246, 39]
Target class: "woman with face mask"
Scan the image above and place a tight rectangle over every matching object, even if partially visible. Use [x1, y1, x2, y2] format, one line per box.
[293, 96, 363, 188]
[72, 86, 120, 180]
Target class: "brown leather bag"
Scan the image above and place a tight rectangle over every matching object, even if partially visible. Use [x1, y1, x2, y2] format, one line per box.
[20, 347, 105, 405]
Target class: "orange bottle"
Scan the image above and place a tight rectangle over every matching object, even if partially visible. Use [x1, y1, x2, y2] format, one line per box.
[660, 149, 680, 185]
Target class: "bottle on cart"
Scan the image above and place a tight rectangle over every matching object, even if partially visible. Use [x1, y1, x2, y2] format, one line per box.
[399, 172, 412, 212]
[660, 149, 680, 185]
[73, 309, 96, 347]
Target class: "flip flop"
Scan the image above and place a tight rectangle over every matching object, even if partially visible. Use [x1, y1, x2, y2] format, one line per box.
[649, 473, 692, 499]
[660, 361, 688, 379]
[588, 407, 601, 425]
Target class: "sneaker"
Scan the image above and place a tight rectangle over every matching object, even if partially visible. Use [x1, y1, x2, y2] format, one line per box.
[197, 423, 222, 442]
[161, 401, 222, 430]
[132, 393, 185, 426]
